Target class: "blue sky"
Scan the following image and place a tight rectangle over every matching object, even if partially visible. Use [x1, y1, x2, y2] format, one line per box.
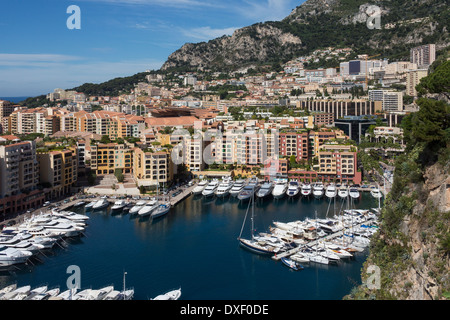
[0, 0, 304, 97]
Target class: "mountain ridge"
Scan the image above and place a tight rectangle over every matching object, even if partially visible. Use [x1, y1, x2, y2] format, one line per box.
[161, 0, 449, 72]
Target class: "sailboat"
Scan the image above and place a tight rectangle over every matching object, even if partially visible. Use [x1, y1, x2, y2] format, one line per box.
[238, 191, 280, 255]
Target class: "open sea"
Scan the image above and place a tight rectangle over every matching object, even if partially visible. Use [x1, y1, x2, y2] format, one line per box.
[0, 192, 380, 301]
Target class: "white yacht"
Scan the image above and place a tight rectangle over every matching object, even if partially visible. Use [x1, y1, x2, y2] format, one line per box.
[256, 181, 273, 199]
[215, 178, 234, 197]
[138, 199, 159, 217]
[371, 188, 383, 199]
[51, 210, 89, 222]
[84, 201, 95, 210]
[272, 180, 288, 199]
[325, 184, 337, 199]
[111, 200, 127, 211]
[300, 183, 312, 197]
[192, 180, 208, 195]
[92, 198, 109, 210]
[287, 181, 300, 197]
[338, 186, 348, 199]
[312, 183, 324, 199]
[152, 288, 181, 300]
[229, 179, 245, 197]
[129, 200, 147, 215]
[202, 179, 219, 197]
[0, 246, 33, 267]
[349, 187, 360, 200]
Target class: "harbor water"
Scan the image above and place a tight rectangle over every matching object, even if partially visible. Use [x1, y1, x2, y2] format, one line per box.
[0, 193, 379, 300]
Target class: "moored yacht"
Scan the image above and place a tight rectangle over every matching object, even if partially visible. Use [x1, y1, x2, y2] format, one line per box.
[256, 181, 273, 199]
[325, 184, 337, 199]
[192, 180, 208, 195]
[215, 178, 234, 197]
[349, 186, 360, 199]
[237, 184, 259, 202]
[312, 183, 324, 199]
[151, 203, 171, 219]
[111, 200, 127, 211]
[137, 199, 159, 217]
[92, 198, 109, 210]
[229, 179, 245, 197]
[370, 188, 382, 199]
[287, 181, 300, 197]
[202, 179, 219, 197]
[129, 200, 147, 215]
[338, 186, 348, 199]
[300, 183, 312, 197]
[0, 246, 33, 267]
[272, 180, 288, 199]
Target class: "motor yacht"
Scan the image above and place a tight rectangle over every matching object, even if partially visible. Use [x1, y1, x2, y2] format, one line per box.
[256, 181, 273, 199]
[192, 180, 208, 195]
[349, 187, 360, 200]
[138, 199, 159, 217]
[229, 179, 245, 197]
[129, 200, 147, 215]
[215, 178, 234, 197]
[287, 181, 300, 197]
[325, 184, 337, 199]
[92, 198, 109, 210]
[237, 184, 259, 202]
[111, 200, 128, 211]
[300, 183, 312, 197]
[338, 186, 349, 199]
[0, 246, 33, 267]
[202, 179, 219, 197]
[312, 183, 324, 199]
[152, 288, 181, 300]
[371, 188, 383, 199]
[272, 180, 288, 199]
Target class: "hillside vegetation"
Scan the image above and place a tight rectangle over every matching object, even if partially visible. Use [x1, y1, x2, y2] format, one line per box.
[346, 57, 450, 300]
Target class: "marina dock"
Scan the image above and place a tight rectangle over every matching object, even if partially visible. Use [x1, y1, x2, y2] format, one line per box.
[271, 220, 371, 261]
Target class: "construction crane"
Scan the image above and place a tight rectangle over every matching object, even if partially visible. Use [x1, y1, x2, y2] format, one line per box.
[365, 53, 382, 89]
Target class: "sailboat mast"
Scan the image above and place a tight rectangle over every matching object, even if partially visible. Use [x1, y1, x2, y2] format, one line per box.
[251, 188, 255, 241]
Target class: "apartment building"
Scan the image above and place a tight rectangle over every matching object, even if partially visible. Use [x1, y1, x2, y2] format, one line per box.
[133, 148, 173, 187]
[279, 132, 309, 162]
[0, 100, 15, 134]
[0, 141, 44, 217]
[317, 144, 361, 185]
[369, 90, 404, 112]
[37, 148, 78, 199]
[406, 69, 428, 97]
[410, 44, 436, 68]
[299, 99, 382, 119]
[89, 142, 133, 175]
[9, 107, 60, 136]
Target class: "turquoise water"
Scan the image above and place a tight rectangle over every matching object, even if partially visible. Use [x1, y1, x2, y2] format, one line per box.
[0, 193, 379, 300]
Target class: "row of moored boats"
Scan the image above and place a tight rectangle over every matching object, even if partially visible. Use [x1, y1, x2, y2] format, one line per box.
[193, 178, 383, 201]
[79, 196, 171, 219]
[0, 283, 134, 301]
[0, 209, 89, 269]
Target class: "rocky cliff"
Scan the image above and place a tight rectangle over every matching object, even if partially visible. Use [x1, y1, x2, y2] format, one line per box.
[161, 0, 449, 72]
[345, 58, 450, 300]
